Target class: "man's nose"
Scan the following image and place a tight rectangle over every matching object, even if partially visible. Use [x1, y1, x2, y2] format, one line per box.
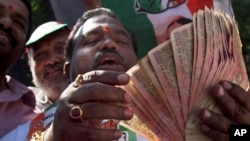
[0, 16, 12, 29]
[45, 54, 65, 65]
[100, 38, 117, 50]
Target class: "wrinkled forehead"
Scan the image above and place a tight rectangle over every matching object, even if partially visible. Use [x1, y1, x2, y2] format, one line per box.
[72, 15, 130, 46]
[82, 15, 127, 36]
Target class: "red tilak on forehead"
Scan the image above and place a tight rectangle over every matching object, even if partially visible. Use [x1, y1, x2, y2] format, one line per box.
[8, 5, 13, 10]
[102, 26, 109, 32]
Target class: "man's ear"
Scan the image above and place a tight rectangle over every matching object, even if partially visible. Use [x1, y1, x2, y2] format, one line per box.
[64, 61, 70, 78]
[26, 47, 35, 67]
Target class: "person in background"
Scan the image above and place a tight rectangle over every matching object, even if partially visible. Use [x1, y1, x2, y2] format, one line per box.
[26, 21, 70, 112]
[0, 0, 37, 140]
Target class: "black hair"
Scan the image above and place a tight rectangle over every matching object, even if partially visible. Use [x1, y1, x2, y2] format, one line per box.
[21, 0, 32, 40]
[176, 17, 192, 25]
[66, 7, 137, 60]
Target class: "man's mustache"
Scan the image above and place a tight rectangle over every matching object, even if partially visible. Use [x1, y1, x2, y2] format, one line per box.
[43, 62, 65, 76]
[95, 48, 124, 63]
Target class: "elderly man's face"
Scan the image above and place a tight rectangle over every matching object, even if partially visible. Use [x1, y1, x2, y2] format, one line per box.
[0, 0, 29, 66]
[69, 15, 137, 81]
[28, 30, 70, 101]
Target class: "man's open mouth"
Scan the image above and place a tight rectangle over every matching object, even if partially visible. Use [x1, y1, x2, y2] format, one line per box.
[95, 53, 125, 71]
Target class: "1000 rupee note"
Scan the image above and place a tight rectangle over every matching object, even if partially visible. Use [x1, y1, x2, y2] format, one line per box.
[148, 40, 184, 133]
[170, 23, 194, 122]
[126, 64, 181, 140]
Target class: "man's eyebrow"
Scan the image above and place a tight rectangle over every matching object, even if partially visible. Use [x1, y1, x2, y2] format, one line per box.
[54, 41, 67, 46]
[113, 29, 130, 39]
[84, 27, 101, 36]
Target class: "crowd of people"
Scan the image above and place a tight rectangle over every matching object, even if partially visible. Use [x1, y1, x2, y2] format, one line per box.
[0, 0, 250, 141]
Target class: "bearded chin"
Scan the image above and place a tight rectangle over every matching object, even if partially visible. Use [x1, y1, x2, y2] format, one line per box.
[33, 75, 69, 100]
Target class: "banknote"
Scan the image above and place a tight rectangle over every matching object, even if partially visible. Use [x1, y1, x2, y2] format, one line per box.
[128, 64, 180, 140]
[170, 22, 194, 121]
[148, 40, 184, 132]
[138, 56, 171, 111]
[189, 10, 206, 111]
[121, 8, 249, 141]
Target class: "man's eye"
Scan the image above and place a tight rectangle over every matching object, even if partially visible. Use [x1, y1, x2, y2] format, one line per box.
[116, 38, 128, 45]
[34, 52, 47, 61]
[55, 45, 66, 53]
[14, 20, 25, 32]
[84, 39, 99, 46]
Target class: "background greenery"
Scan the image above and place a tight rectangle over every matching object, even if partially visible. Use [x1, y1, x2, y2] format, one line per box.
[232, 0, 250, 76]
[31, 0, 55, 30]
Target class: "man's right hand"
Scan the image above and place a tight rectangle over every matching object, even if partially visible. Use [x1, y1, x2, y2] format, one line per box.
[45, 70, 133, 141]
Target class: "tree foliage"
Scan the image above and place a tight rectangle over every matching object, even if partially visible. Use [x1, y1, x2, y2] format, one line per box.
[30, 0, 55, 31]
[232, 0, 250, 77]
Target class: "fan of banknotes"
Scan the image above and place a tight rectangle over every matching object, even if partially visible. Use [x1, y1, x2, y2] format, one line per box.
[120, 7, 249, 141]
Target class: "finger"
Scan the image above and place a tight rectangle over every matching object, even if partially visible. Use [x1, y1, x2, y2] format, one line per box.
[210, 82, 250, 123]
[220, 81, 250, 110]
[199, 109, 231, 134]
[70, 83, 131, 104]
[53, 108, 123, 141]
[67, 124, 122, 141]
[76, 70, 130, 85]
[80, 102, 133, 120]
[200, 123, 229, 141]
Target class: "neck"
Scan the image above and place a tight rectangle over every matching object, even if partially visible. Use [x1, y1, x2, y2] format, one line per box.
[0, 60, 15, 91]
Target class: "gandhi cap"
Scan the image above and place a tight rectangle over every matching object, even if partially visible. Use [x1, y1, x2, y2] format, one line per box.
[26, 21, 68, 46]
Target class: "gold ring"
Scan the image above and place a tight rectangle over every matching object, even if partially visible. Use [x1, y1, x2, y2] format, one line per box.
[70, 105, 83, 120]
[74, 74, 83, 87]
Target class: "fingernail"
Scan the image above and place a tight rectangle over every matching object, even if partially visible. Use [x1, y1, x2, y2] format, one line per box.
[114, 131, 122, 138]
[125, 109, 133, 117]
[222, 81, 232, 91]
[118, 74, 129, 82]
[217, 85, 224, 97]
[203, 109, 211, 119]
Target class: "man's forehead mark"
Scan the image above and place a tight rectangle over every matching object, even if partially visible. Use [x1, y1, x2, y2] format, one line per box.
[8, 5, 13, 10]
[102, 26, 109, 32]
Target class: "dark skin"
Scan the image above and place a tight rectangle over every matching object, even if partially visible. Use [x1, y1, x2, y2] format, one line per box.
[46, 71, 133, 141]
[0, 0, 29, 91]
[46, 5, 250, 141]
[199, 80, 250, 141]
[45, 15, 137, 141]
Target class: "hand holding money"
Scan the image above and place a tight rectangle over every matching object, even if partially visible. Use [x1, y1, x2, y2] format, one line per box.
[199, 80, 250, 141]
[121, 7, 249, 141]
